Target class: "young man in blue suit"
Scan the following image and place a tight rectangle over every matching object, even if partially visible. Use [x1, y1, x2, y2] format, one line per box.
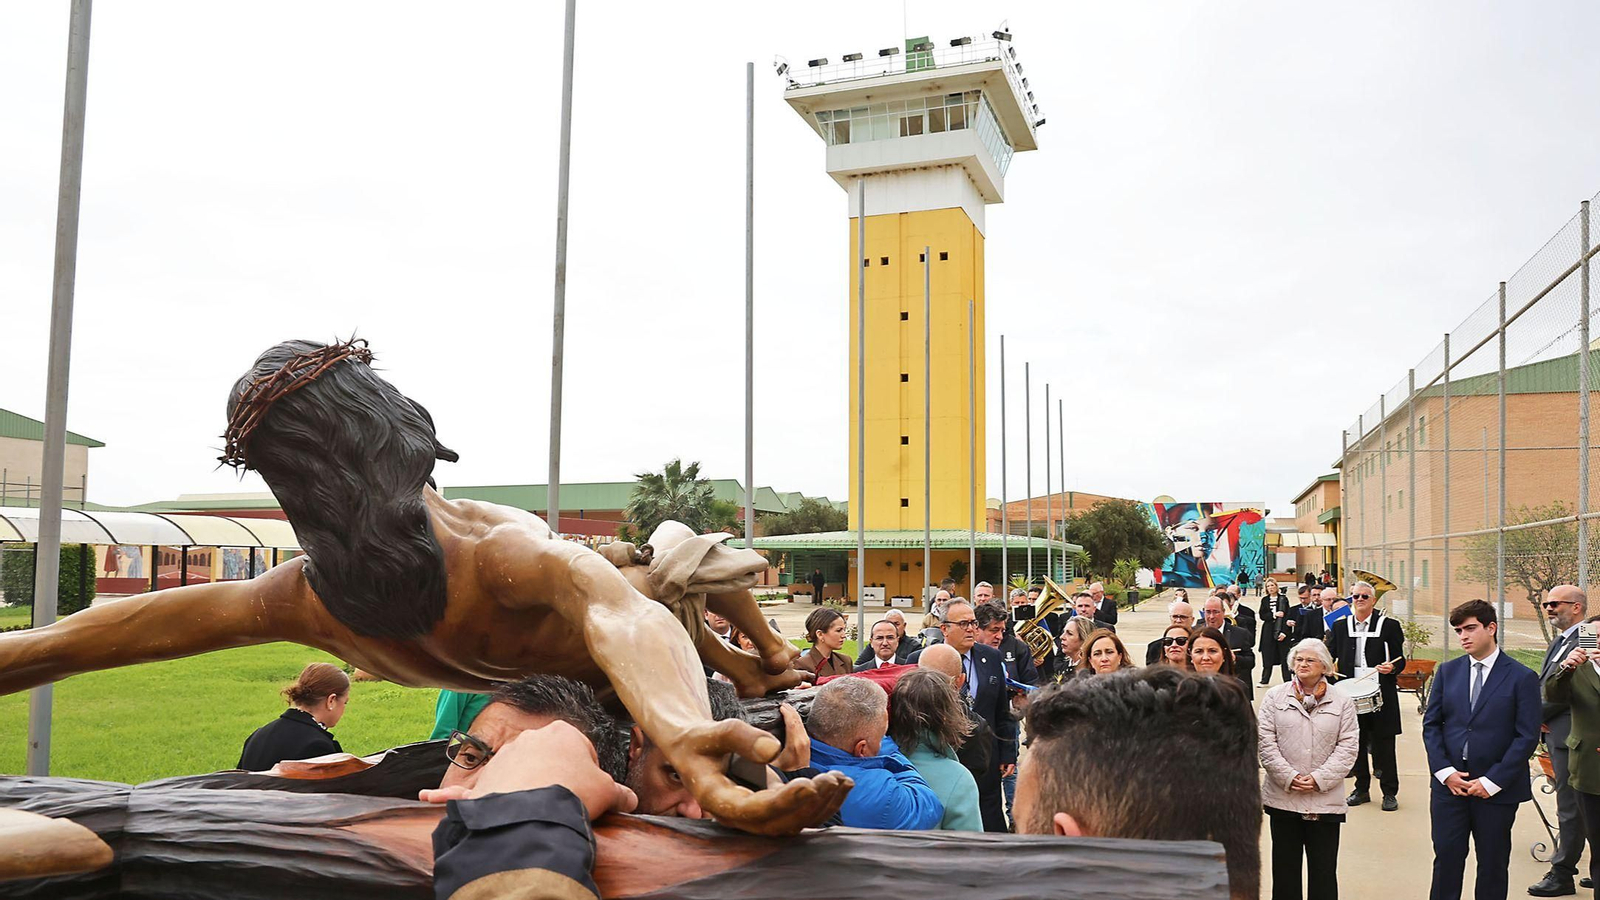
[1423, 599, 1542, 900]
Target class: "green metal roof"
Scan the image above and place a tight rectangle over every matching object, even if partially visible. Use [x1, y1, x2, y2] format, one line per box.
[125, 492, 285, 512]
[0, 407, 103, 448]
[1420, 350, 1600, 399]
[749, 529, 1082, 553]
[1317, 506, 1341, 525]
[443, 480, 799, 514]
[1291, 473, 1339, 504]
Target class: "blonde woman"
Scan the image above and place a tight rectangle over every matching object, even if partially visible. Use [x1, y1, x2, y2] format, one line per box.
[1257, 577, 1288, 686]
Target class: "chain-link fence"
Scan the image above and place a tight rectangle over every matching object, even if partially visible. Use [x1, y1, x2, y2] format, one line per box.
[1340, 191, 1600, 666]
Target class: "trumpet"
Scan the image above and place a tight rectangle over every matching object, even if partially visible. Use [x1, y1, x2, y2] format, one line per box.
[1015, 577, 1071, 667]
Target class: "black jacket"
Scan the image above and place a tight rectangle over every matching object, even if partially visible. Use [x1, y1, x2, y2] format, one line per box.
[238, 708, 342, 771]
[1094, 596, 1119, 627]
[1258, 591, 1289, 657]
[1282, 602, 1326, 645]
[1327, 611, 1408, 736]
[995, 634, 1040, 687]
[854, 632, 923, 666]
[433, 786, 597, 899]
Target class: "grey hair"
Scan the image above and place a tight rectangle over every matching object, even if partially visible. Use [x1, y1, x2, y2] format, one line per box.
[884, 608, 906, 621]
[1352, 580, 1374, 594]
[1010, 588, 1029, 600]
[807, 676, 888, 748]
[1289, 638, 1334, 672]
[976, 581, 993, 591]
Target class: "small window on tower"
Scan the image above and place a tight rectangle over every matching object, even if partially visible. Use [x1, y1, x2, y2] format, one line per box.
[919, 252, 926, 262]
[901, 435, 909, 445]
[900, 311, 909, 321]
[880, 257, 889, 266]
[900, 373, 909, 382]
[862, 258, 870, 267]
[939, 251, 949, 261]
[901, 498, 910, 508]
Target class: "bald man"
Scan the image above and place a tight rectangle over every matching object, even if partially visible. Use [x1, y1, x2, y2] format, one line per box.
[920, 642, 992, 802]
[1532, 585, 1592, 896]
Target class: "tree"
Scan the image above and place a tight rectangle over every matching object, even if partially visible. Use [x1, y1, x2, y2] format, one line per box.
[1458, 501, 1600, 644]
[759, 498, 847, 536]
[1060, 499, 1168, 578]
[1, 542, 97, 618]
[622, 458, 719, 539]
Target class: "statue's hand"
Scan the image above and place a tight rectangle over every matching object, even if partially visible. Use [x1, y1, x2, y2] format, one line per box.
[670, 718, 852, 836]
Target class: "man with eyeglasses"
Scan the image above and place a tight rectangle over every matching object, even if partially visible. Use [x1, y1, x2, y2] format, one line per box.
[427, 675, 824, 823]
[909, 600, 1016, 832]
[1326, 580, 1407, 811]
[1280, 584, 1326, 681]
[1530, 585, 1591, 897]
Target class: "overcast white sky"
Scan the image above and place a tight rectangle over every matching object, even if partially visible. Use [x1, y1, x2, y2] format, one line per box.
[3, 2, 1599, 519]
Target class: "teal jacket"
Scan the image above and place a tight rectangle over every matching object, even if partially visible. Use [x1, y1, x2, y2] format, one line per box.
[905, 741, 983, 831]
[430, 690, 492, 741]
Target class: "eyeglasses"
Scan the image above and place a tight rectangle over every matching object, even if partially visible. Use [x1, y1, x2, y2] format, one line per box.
[1542, 600, 1577, 610]
[943, 619, 979, 630]
[445, 730, 495, 770]
[1352, 593, 1373, 600]
[1162, 636, 1189, 647]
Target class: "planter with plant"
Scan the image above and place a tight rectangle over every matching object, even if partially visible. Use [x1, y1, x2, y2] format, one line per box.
[1396, 618, 1436, 694]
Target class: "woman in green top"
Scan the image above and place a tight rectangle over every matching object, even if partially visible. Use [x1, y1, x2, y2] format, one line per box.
[887, 668, 983, 831]
[429, 689, 491, 741]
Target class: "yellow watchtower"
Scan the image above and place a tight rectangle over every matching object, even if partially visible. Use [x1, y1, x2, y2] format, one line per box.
[783, 35, 1041, 596]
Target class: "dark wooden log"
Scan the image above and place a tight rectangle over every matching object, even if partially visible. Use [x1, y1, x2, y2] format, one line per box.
[0, 770, 1229, 900]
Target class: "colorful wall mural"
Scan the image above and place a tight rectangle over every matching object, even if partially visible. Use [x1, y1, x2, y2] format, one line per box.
[1143, 502, 1266, 589]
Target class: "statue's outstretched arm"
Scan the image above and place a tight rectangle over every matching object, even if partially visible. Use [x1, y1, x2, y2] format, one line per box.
[477, 528, 849, 835]
[0, 558, 315, 697]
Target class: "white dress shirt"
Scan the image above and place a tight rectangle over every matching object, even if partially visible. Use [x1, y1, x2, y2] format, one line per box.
[873, 654, 898, 669]
[1433, 647, 1502, 797]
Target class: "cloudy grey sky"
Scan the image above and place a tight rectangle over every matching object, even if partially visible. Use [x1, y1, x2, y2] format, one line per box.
[3, 2, 1598, 518]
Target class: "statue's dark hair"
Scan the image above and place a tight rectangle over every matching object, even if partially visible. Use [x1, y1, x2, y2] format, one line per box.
[227, 340, 458, 639]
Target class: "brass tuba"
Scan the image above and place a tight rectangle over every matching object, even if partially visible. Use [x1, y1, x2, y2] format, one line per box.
[1015, 577, 1071, 666]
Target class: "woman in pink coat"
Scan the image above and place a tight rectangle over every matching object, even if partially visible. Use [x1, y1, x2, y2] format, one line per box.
[1259, 638, 1360, 900]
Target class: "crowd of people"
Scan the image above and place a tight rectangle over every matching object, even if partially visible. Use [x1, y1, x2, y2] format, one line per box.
[234, 575, 1600, 900]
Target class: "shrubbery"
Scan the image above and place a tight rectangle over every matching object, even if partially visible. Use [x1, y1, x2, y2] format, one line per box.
[0, 542, 97, 616]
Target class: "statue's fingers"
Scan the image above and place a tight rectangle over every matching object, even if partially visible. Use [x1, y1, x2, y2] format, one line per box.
[705, 718, 782, 765]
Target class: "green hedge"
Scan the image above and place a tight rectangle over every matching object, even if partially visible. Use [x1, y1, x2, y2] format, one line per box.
[0, 543, 97, 617]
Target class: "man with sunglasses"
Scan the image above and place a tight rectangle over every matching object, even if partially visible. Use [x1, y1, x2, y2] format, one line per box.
[908, 600, 1016, 831]
[1530, 585, 1591, 897]
[1326, 580, 1407, 811]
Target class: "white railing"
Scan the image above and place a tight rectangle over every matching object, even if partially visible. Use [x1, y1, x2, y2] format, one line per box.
[785, 39, 1039, 130]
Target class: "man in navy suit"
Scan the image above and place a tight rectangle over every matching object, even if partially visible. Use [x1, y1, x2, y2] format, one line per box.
[908, 599, 1017, 832]
[1423, 599, 1541, 900]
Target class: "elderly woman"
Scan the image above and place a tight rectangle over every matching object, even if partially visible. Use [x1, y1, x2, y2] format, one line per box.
[1079, 628, 1135, 675]
[886, 668, 983, 831]
[794, 607, 853, 679]
[1259, 638, 1359, 900]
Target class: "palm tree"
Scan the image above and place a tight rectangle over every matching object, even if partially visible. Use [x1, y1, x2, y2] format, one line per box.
[624, 458, 719, 536]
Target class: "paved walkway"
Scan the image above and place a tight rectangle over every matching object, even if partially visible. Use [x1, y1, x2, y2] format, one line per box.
[759, 593, 1566, 897]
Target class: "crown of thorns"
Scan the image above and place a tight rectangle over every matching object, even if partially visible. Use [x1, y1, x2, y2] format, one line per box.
[220, 338, 373, 469]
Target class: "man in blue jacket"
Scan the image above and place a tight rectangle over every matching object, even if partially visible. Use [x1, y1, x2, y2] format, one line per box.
[805, 675, 944, 830]
[1423, 598, 1541, 900]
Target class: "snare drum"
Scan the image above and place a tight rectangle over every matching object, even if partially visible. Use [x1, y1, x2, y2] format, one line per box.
[1334, 678, 1384, 715]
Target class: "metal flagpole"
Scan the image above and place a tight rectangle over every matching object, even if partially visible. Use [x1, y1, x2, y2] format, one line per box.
[968, 299, 976, 585]
[1000, 336, 1009, 584]
[1044, 384, 1052, 583]
[923, 245, 931, 595]
[28, 0, 94, 777]
[1058, 396, 1065, 578]
[1025, 362, 1033, 583]
[546, 0, 577, 534]
[855, 178, 866, 637]
[743, 61, 755, 549]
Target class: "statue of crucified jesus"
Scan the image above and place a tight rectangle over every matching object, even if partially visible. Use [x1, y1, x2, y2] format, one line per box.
[0, 339, 847, 835]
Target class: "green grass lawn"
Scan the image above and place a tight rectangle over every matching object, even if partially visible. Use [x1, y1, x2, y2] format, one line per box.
[0, 642, 437, 784]
[790, 638, 861, 658]
[0, 605, 31, 628]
